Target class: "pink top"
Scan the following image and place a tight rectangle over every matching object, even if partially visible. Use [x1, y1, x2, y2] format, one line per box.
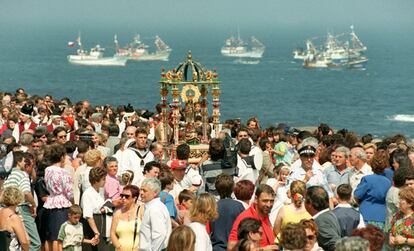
[104, 174, 121, 200]
[44, 165, 73, 209]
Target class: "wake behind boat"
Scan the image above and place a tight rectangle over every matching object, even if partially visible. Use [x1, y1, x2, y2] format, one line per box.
[115, 35, 172, 61]
[67, 35, 127, 66]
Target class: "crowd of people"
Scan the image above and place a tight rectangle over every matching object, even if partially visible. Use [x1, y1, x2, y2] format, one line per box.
[1, 88, 414, 251]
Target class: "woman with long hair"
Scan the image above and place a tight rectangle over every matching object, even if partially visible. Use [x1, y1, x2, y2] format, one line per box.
[188, 193, 218, 251]
[167, 225, 196, 251]
[110, 185, 143, 251]
[273, 180, 312, 238]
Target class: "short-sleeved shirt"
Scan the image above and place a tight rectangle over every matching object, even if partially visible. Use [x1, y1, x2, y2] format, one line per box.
[323, 165, 352, 188]
[288, 166, 334, 198]
[228, 206, 275, 247]
[44, 165, 73, 209]
[58, 221, 83, 251]
[81, 186, 105, 219]
[3, 168, 31, 206]
[159, 191, 177, 219]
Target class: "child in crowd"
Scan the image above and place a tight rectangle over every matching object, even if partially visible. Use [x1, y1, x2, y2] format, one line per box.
[176, 189, 195, 225]
[333, 184, 365, 237]
[57, 204, 97, 251]
[159, 171, 179, 228]
[120, 170, 134, 186]
[267, 164, 290, 205]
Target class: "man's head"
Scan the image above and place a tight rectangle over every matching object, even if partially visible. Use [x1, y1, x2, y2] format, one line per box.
[176, 143, 190, 160]
[209, 138, 225, 161]
[298, 145, 316, 171]
[215, 173, 234, 199]
[333, 146, 350, 168]
[254, 184, 275, 216]
[53, 126, 67, 145]
[349, 146, 367, 168]
[238, 138, 252, 155]
[405, 169, 414, 188]
[135, 128, 148, 149]
[150, 142, 163, 160]
[140, 178, 161, 203]
[236, 127, 250, 142]
[336, 184, 352, 203]
[13, 151, 26, 169]
[143, 161, 161, 178]
[305, 186, 329, 216]
[170, 159, 187, 182]
[125, 126, 137, 139]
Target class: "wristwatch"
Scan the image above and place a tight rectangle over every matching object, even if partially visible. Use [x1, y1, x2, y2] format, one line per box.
[405, 238, 408, 244]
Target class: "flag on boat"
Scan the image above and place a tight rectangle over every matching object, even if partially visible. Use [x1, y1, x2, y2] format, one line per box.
[67, 41, 76, 47]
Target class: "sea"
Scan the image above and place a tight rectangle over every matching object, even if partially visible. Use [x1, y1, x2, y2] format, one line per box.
[0, 25, 414, 138]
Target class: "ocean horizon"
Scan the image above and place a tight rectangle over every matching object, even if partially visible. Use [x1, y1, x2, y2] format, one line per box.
[1, 24, 413, 138]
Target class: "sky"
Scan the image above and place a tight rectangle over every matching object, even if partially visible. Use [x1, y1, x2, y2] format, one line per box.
[1, 0, 413, 33]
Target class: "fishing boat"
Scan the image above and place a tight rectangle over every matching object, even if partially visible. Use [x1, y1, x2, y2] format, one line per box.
[221, 34, 265, 58]
[115, 35, 172, 61]
[67, 36, 127, 66]
[294, 26, 368, 69]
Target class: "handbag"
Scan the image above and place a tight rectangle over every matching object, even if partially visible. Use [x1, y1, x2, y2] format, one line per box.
[132, 205, 140, 250]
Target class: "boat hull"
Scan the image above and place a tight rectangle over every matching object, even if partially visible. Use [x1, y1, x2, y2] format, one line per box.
[67, 56, 127, 66]
[125, 49, 171, 61]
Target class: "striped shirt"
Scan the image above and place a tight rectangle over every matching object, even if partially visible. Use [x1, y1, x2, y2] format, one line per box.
[3, 168, 31, 206]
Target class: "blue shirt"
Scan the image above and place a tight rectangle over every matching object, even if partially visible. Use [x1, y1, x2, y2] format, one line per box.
[323, 165, 352, 188]
[383, 167, 394, 182]
[159, 191, 177, 219]
[354, 174, 391, 222]
[210, 198, 245, 251]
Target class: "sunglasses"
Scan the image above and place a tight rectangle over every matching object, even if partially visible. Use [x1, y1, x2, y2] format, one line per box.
[120, 194, 132, 199]
[58, 135, 67, 139]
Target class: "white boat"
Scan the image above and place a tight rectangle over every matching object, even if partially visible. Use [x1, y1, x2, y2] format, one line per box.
[295, 26, 368, 69]
[115, 35, 172, 61]
[293, 40, 318, 60]
[221, 34, 265, 58]
[67, 36, 127, 66]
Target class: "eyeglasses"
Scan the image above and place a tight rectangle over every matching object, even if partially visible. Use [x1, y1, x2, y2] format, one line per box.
[120, 194, 131, 199]
[307, 235, 316, 241]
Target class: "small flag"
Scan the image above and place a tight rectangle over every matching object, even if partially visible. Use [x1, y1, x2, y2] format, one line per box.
[67, 41, 75, 47]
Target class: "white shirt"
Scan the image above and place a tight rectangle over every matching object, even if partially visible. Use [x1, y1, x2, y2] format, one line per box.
[182, 166, 203, 188]
[81, 186, 105, 219]
[113, 147, 145, 184]
[139, 197, 172, 251]
[236, 157, 259, 184]
[349, 163, 373, 191]
[188, 222, 212, 251]
[169, 179, 185, 199]
[80, 166, 93, 192]
[291, 158, 323, 171]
